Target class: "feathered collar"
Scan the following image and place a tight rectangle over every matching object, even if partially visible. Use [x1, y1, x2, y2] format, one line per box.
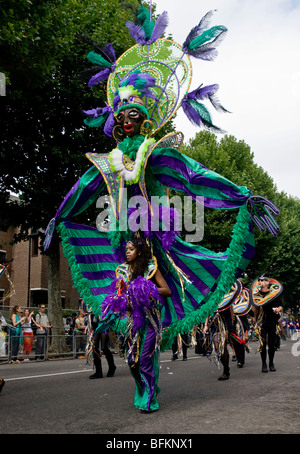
[109, 135, 155, 185]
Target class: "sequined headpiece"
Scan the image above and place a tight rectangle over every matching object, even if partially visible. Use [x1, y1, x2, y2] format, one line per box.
[83, 5, 228, 140]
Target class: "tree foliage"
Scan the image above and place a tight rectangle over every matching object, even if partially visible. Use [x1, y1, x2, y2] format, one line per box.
[0, 0, 143, 237]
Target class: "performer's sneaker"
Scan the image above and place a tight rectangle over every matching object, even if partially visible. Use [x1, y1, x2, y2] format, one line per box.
[269, 363, 276, 372]
[261, 363, 268, 373]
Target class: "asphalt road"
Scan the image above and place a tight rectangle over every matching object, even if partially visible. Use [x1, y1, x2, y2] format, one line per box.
[0, 338, 300, 438]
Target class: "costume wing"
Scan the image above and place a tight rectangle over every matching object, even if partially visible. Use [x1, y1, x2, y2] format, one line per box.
[147, 146, 256, 349]
[149, 146, 252, 208]
[58, 221, 122, 317]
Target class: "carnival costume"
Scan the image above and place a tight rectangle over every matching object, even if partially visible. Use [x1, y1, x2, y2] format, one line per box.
[202, 280, 251, 377]
[101, 252, 162, 411]
[44, 5, 280, 401]
[250, 274, 283, 371]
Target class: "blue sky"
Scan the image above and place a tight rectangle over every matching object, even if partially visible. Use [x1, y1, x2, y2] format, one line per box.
[154, 0, 300, 198]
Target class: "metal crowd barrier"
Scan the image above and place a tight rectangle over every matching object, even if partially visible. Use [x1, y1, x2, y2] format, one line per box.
[0, 331, 88, 364]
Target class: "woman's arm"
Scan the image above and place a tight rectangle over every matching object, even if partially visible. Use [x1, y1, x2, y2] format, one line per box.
[12, 314, 24, 327]
[154, 269, 171, 297]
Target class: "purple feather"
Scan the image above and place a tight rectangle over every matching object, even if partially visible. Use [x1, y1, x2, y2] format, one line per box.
[102, 43, 116, 63]
[188, 84, 218, 100]
[127, 205, 152, 239]
[125, 21, 146, 44]
[88, 67, 111, 87]
[183, 11, 215, 50]
[101, 291, 128, 317]
[82, 108, 99, 118]
[139, 73, 156, 87]
[142, 88, 157, 101]
[162, 231, 176, 252]
[83, 105, 111, 118]
[181, 99, 202, 126]
[128, 276, 160, 310]
[113, 94, 120, 111]
[148, 11, 169, 43]
[103, 111, 115, 137]
[124, 71, 140, 86]
[187, 47, 218, 61]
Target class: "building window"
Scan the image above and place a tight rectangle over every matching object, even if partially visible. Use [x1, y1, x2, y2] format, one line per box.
[31, 235, 39, 257]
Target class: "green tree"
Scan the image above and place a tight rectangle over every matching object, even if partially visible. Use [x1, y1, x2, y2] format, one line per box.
[0, 0, 142, 351]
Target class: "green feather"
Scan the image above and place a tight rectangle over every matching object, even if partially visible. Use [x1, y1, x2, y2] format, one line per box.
[189, 25, 227, 50]
[86, 51, 112, 68]
[137, 5, 154, 40]
[84, 114, 108, 128]
[188, 99, 212, 124]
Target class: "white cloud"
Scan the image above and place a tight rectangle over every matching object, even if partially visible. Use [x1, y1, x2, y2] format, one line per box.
[154, 0, 300, 198]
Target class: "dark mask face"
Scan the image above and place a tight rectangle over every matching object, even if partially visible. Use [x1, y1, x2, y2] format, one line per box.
[115, 108, 145, 137]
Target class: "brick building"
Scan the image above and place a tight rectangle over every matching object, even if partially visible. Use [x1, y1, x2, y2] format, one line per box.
[0, 226, 81, 310]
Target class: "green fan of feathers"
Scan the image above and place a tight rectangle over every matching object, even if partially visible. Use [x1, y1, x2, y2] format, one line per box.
[188, 25, 227, 50]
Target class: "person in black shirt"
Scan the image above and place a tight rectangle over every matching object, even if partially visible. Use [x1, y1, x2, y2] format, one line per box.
[253, 275, 283, 372]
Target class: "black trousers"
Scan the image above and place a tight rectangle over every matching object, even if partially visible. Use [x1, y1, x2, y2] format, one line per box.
[172, 333, 189, 358]
[93, 332, 115, 374]
[260, 322, 277, 364]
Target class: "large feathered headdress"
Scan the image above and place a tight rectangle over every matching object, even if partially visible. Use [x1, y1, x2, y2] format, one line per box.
[83, 5, 228, 139]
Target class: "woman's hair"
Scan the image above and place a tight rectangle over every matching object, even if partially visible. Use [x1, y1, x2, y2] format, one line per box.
[24, 308, 31, 320]
[10, 305, 20, 318]
[127, 235, 152, 282]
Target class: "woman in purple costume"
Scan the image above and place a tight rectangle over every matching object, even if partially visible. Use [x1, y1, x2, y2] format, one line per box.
[104, 235, 171, 412]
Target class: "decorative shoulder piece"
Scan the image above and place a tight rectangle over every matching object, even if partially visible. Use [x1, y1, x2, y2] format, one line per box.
[250, 278, 283, 307]
[218, 280, 242, 312]
[233, 286, 251, 316]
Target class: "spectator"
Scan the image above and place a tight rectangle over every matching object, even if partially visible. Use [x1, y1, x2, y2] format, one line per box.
[22, 308, 40, 361]
[35, 305, 51, 361]
[74, 310, 87, 357]
[296, 320, 300, 340]
[9, 305, 24, 363]
[289, 320, 296, 340]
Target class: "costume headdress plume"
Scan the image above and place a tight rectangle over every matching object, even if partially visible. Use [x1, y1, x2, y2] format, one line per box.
[83, 6, 229, 137]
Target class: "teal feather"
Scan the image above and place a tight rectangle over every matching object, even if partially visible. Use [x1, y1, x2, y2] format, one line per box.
[86, 51, 112, 68]
[188, 99, 212, 124]
[188, 25, 227, 50]
[137, 5, 154, 40]
[84, 114, 108, 128]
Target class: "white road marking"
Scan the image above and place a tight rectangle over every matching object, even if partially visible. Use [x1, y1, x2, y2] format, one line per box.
[4, 369, 91, 382]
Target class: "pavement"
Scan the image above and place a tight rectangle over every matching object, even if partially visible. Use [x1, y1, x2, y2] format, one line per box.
[0, 338, 300, 438]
